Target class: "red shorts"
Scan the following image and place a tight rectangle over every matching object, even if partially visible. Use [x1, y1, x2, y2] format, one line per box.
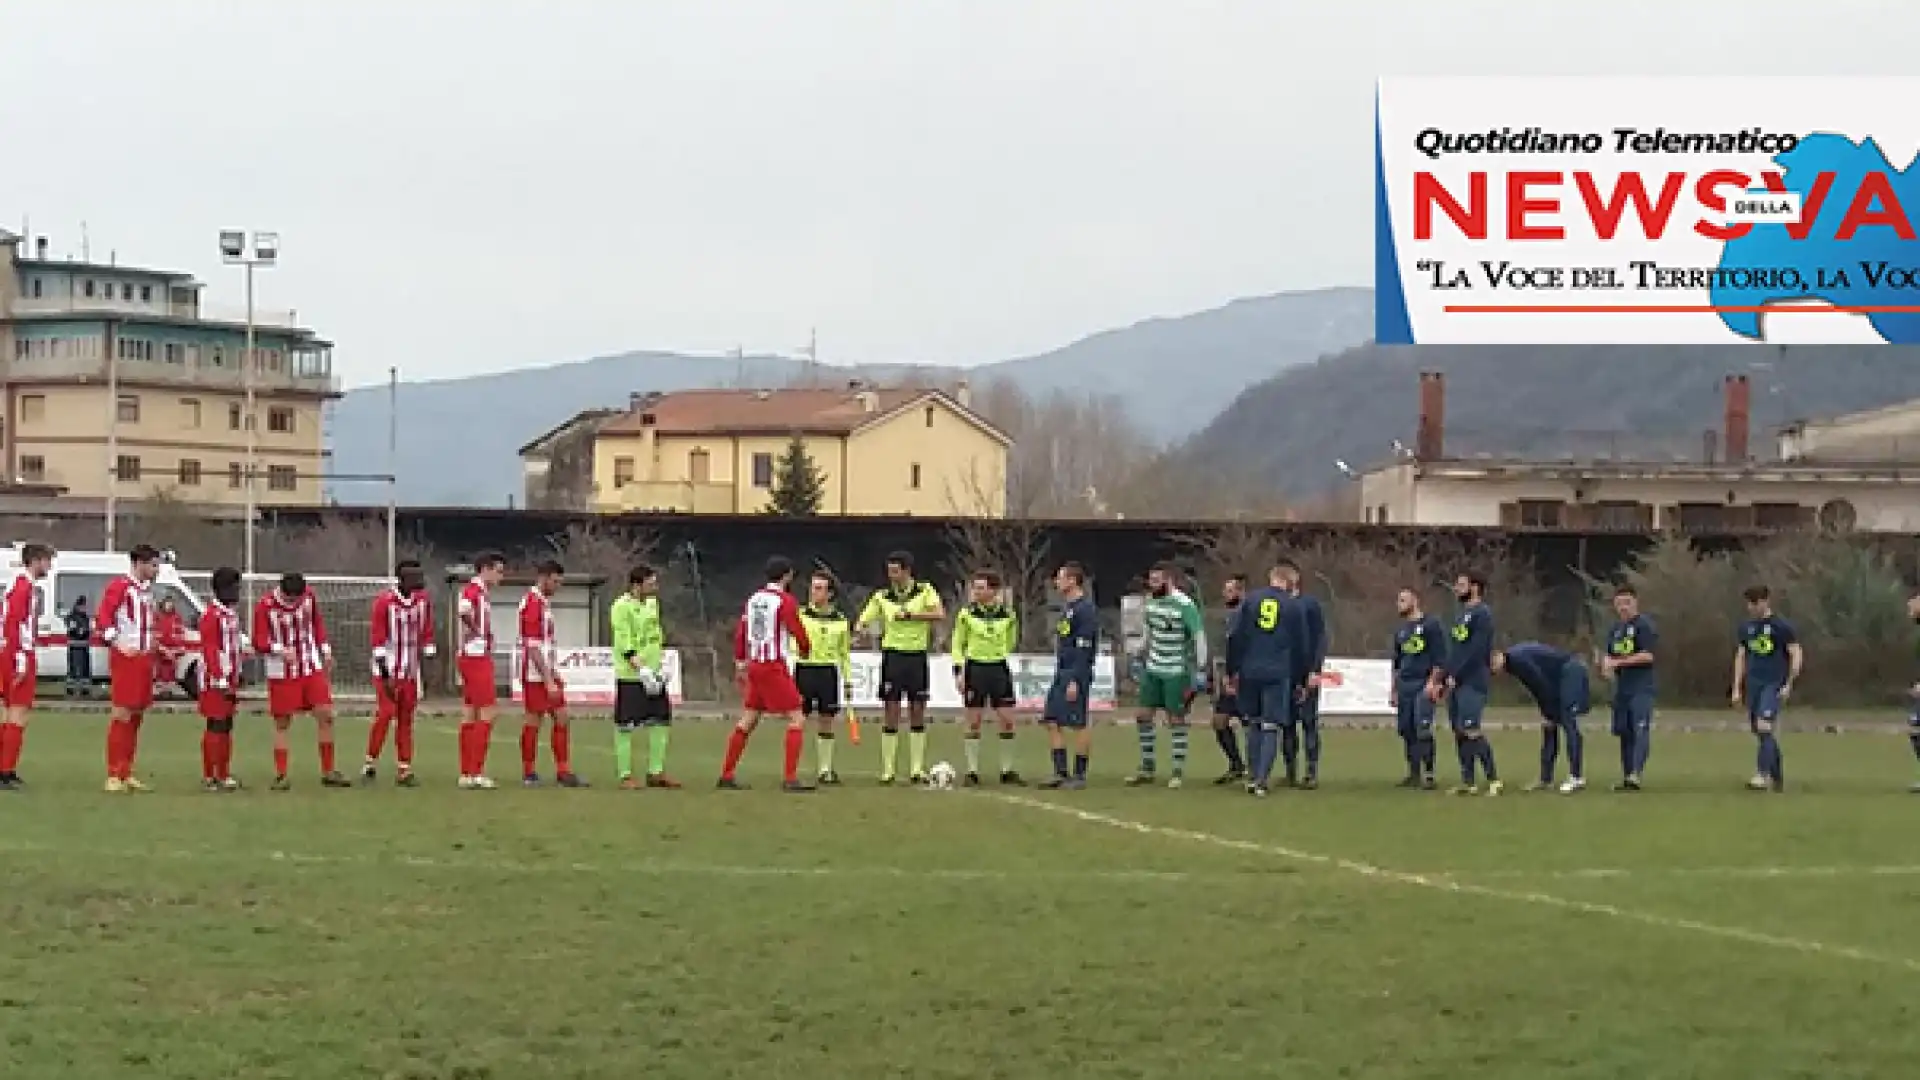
[109, 650, 155, 711]
[267, 672, 333, 717]
[199, 688, 237, 721]
[3, 654, 35, 708]
[376, 677, 419, 721]
[459, 656, 497, 709]
[743, 661, 802, 715]
[522, 680, 566, 716]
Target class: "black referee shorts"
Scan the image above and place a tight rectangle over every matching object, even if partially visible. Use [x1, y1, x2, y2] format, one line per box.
[794, 664, 841, 716]
[878, 649, 930, 704]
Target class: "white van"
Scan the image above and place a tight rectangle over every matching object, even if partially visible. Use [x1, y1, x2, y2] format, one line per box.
[0, 543, 207, 690]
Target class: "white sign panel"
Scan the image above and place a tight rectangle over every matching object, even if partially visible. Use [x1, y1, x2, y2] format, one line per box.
[1315, 657, 1395, 716]
[1376, 77, 1920, 345]
[511, 647, 686, 705]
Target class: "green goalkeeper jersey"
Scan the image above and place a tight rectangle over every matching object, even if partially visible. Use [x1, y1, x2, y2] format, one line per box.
[610, 594, 663, 681]
[1141, 589, 1206, 678]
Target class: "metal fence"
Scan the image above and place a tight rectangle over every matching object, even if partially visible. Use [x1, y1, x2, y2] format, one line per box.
[177, 571, 390, 696]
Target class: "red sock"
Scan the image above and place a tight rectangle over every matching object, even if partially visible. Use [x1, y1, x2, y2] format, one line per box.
[217, 732, 233, 780]
[319, 740, 336, 774]
[782, 725, 803, 783]
[367, 715, 390, 760]
[105, 721, 125, 778]
[273, 746, 289, 777]
[456, 722, 476, 774]
[721, 726, 749, 779]
[395, 718, 414, 771]
[200, 731, 216, 780]
[520, 723, 540, 774]
[475, 721, 493, 773]
[0, 723, 21, 773]
[551, 724, 571, 776]
[124, 716, 143, 776]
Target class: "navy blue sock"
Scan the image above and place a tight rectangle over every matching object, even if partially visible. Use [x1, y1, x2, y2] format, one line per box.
[1418, 737, 1436, 776]
[1281, 727, 1300, 781]
[1629, 726, 1652, 777]
[1478, 739, 1499, 782]
[1618, 733, 1635, 777]
[1402, 737, 1420, 777]
[1566, 724, 1585, 779]
[1072, 754, 1089, 780]
[1455, 738, 1476, 784]
[1050, 747, 1068, 777]
[1758, 734, 1782, 782]
[1251, 725, 1277, 784]
[1216, 725, 1244, 771]
[1302, 720, 1321, 778]
[1539, 727, 1560, 783]
[1911, 733, 1920, 762]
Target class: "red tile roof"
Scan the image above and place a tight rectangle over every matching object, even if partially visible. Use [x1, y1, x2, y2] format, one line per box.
[598, 387, 1006, 442]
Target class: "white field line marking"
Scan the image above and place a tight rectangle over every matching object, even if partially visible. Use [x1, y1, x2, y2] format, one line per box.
[990, 793, 1920, 974]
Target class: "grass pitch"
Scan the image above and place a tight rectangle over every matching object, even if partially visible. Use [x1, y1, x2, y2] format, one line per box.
[2, 709, 1919, 1079]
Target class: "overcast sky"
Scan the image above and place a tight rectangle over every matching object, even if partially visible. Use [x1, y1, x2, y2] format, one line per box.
[4, 0, 1912, 387]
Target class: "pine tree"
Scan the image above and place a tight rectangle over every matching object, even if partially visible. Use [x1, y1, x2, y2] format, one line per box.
[765, 433, 828, 516]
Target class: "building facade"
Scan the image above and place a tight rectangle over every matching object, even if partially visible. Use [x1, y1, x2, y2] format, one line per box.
[0, 230, 338, 508]
[521, 385, 1010, 517]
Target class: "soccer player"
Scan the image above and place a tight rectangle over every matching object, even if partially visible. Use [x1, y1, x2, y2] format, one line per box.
[950, 569, 1022, 786]
[1431, 572, 1502, 797]
[1493, 641, 1589, 794]
[455, 552, 507, 790]
[796, 569, 853, 785]
[857, 551, 944, 784]
[1038, 562, 1098, 789]
[1274, 559, 1327, 789]
[254, 572, 348, 790]
[1732, 585, 1801, 793]
[1128, 562, 1208, 788]
[0, 542, 52, 789]
[1224, 563, 1308, 797]
[722, 555, 814, 792]
[1908, 589, 1920, 792]
[1389, 586, 1444, 789]
[99, 544, 161, 793]
[516, 559, 587, 788]
[365, 559, 434, 786]
[612, 564, 677, 789]
[1602, 585, 1659, 792]
[1209, 574, 1249, 783]
[199, 567, 245, 792]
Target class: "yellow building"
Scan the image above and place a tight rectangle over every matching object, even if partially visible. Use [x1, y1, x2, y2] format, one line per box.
[0, 229, 338, 509]
[520, 385, 1011, 516]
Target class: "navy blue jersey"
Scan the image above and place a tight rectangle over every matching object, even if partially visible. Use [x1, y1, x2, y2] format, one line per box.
[1055, 595, 1098, 678]
[1225, 585, 1307, 683]
[1502, 641, 1572, 714]
[1392, 615, 1446, 684]
[1606, 614, 1659, 695]
[1738, 615, 1797, 687]
[1292, 592, 1327, 685]
[65, 606, 90, 644]
[1444, 602, 1495, 692]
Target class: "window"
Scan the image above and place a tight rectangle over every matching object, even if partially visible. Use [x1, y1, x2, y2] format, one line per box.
[689, 449, 711, 483]
[163, 342, 185, 364]
[12, 340, 24, 361]
[228, 461, 244, 488]
[909, 462, 923, 490]
[139, 285, 151, 303]
[211, 345, 226, 367]
[19, 455, 44, 482]
[121, 283, 133, 301]
[267, 407, 295, 434]
[19, 395, 44, 424]
[1376, 505, 1389, 524]
[613, 456, 636, 488]
[177, 459, 202, 486]
[924, 406, 936, 428]
[116, 394, 140, 423]
[83, 280, 95, 298]
[1755, 502, 1811, 530]
[1593, 501, 1652, 530]
[1516, 499, 1563, 527]
[114, 455, 141, 482]
[751, 452, 774, 488]
[229, 402, 243, 430]
[180, 398, 201, 429]
[267, 465, 297, 491]
[29, 278, 41, 299]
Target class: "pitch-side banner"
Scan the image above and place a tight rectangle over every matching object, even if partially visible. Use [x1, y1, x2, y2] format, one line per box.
[1375, 77, 1920, 345]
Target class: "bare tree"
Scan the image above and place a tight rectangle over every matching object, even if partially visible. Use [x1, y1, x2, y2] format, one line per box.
[969, 378, 1161, 519]
[942, 467, 1055, 649]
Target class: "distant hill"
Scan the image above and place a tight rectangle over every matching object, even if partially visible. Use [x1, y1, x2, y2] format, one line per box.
[1165, 343, 1920, 502]
[327, 288, 1375, 505]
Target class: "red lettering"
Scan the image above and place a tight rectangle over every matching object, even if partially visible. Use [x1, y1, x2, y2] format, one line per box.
[1836, 171, 1917, 241]
[1413, 172, 1486, 240]
[1507, 172, 1563, 240]
[1694, 170, 1753, 241]
[1576, 172, 1685, 240]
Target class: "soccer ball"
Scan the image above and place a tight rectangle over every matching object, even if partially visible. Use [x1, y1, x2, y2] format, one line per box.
[927, 762, 957, 790]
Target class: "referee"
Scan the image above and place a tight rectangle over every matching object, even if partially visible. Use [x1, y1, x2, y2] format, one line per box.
[857, 550, 945, 784]
[951, 569, 1024, 787]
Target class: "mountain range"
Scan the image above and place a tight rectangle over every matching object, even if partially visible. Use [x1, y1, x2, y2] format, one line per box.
[326, 287, 1377, 505]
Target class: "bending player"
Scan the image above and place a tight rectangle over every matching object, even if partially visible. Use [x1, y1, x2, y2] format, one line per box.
[254, 572, 348, 790]
[0, 542, 51, 790]
[1492, 641, 1588, 794]
[455, 553, 507, 790]
[1209, 574, 1249, 783]
[1732, 585, 1800, 793]
[1389, 586, 1444, 789]
[1128, 562, 1206, 788]
[720, 556, 814, 792]
[795, 569, 853, 785]
[611, 564, 677, 789]
[519, 559, 586, 788]
[99, 544, 161, 793]
[365, 559, 434, 786]
[199, 567, 244, 792]
[950, 570, 1022, 786]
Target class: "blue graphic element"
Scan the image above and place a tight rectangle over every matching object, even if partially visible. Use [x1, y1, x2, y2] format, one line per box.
[1374, 87, 1414, 345]
[1712, 134, 1920, 344]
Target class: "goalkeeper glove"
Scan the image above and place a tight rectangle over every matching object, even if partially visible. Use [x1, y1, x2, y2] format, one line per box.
[637, 667, 663, 695]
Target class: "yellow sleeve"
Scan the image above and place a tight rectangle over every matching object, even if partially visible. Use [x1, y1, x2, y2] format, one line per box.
[857, 592, 884, 632]
[835, 622, 851, 680]
[950, 611, 969, 667]
[1009, 609, 1020, 653]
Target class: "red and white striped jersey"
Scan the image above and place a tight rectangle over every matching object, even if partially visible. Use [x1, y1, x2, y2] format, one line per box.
[517, 587, 556, 685]
[251, 589, 331, 680]
[200, 602, 244, 691]
[97, 575, 153, 654]
[734, 585, 809, 665]
[370, 587, 435, 681]
[3, 574, 41, 672]
[457, 579, 493, 657]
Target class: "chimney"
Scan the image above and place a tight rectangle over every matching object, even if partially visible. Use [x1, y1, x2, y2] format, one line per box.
[628, 391, 648, 412]
[1415, 371, 1446, 461]
[955, 378, 972, 408]
[1702, 428, 1719, 465]
[856, 390, 879, 413]
[1723, 374, 1751, 463]
[34, 237, 47, 260]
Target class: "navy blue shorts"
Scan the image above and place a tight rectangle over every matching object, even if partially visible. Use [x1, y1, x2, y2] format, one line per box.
[1237, 677, 1292, 729]
[1293, 685, 1320, 727]
[1395, 682, 1436, 740]
[1547, 664, 1590, 727]
[1611, 687, 1654, 738]
[1746, 681, 1783, 730]
[1045, 675, 1090, 729]
[1448, 685, 1487, 734]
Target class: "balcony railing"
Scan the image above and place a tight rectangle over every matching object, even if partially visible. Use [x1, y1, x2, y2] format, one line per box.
[610, 479, 740, 514]
[2, 353, 340, 395]
[10, 296, 304, 328]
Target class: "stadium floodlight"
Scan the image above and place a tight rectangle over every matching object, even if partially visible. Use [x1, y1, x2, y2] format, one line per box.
[219, 230, 246, 262]
[252, 232, 279, 264]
